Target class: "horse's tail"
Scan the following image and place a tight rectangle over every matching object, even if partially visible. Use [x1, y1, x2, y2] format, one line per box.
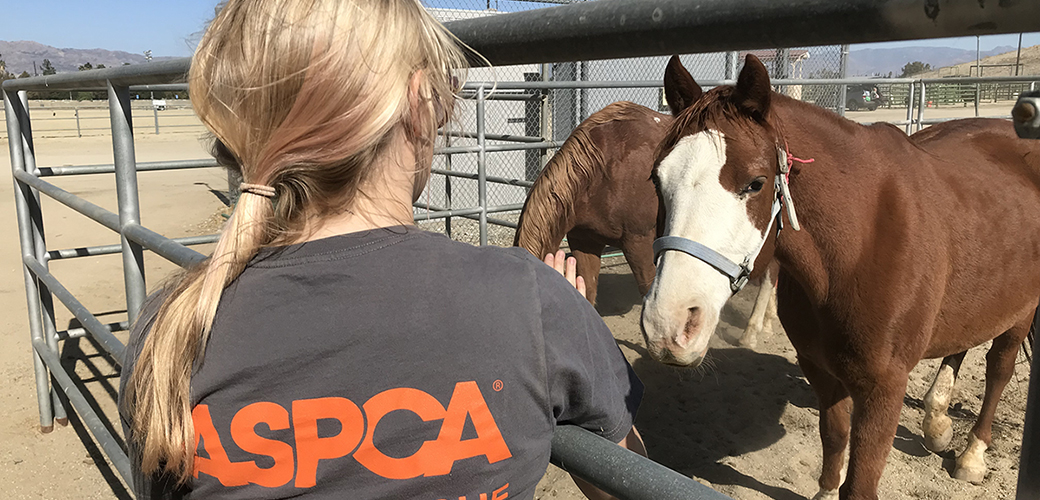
[515, 102, 639, 257]
[1026, 319, 1034, 363]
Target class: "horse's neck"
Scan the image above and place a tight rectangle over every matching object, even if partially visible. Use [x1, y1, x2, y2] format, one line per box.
[768, 96, 872, 305]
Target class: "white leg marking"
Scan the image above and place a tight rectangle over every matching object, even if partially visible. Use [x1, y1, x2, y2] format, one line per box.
[953, 432, 988, 483]
[765, 278, 778, 332]
[922, 363, 956, 452]
[811, 489, 839, 500]
[740, 279, 773, 349]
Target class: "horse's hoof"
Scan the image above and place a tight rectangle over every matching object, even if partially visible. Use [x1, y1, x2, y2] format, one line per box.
[953, 464, 986, 484]
[954, 433, 988, 484]
[739, 325, 760, 349]
[922, 414, 953, 452]
[811, 489, 839, 500]
[738, 333, 758, 349]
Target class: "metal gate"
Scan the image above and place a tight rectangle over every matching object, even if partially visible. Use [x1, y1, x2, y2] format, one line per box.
[5, 0, 1040, 498]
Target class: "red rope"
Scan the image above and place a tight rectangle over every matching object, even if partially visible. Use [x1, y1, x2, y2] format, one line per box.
[783, 139, 814, 182]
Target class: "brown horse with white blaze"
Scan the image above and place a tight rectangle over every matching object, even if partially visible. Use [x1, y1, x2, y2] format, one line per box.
[515, 99, 779, 348]
[642, 54, 1040, 500]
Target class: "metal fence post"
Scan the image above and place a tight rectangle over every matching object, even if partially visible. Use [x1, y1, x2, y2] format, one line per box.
[444, 143, 453, 239]
[540, 63, 551, 170]
[154, 103, 160, 135]
[975, 36, 981, 117]
[916, 82, 927, 132]
[17, 91, 68, 425]
[725, 51, 738, 81]
[74, 108, 81, 138]
[1018, 304, 1040, 499]
[837, 44, 849, 117]
[524, 72, 543, 182]
[905, 82, 916, 135]
[579, 60, 589, 122]
[4, 89, 55, 432]
[107, 81, 147, 323]
[477, 84, 488, 246]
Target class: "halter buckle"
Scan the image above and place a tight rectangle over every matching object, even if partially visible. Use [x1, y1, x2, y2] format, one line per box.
[731, 258, 752, 293]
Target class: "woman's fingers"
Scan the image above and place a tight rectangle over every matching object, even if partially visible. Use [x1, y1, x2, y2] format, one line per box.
[545, 251, 585, 298]
[554, 249, 566, 276]
[565, 256, 578, 286]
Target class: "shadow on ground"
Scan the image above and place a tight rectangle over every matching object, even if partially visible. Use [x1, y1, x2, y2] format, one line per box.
[618, 336, 816, 500]
[60, 312, 132, 500]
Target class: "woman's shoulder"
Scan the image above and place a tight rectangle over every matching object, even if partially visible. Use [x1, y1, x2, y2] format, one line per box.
[408, 228, 544, 268]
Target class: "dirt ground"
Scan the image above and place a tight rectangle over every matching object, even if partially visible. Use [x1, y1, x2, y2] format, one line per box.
[0, 106, 1031, 499]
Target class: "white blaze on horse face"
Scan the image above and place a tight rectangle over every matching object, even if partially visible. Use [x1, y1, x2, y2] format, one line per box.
[642, 130, 768, 366]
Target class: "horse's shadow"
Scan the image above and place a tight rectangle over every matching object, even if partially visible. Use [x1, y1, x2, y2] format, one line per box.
[594, 268, 643, 317]
[618, 337, 816, 500]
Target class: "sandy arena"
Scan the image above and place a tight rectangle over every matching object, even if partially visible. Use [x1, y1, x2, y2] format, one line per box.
[0, 102, 1031, 499]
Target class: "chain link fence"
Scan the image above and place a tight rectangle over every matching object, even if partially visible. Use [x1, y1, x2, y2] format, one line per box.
[420, 1, 850, 241]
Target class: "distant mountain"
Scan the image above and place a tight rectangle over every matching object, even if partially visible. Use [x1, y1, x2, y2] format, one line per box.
[847, 45, 1017, 77]
[0, 40, 175, 76]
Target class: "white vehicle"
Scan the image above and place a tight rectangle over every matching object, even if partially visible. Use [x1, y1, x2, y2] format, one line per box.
[152, 99, 167, 111]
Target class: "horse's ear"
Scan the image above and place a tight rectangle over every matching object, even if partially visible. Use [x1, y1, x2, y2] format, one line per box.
[664, 55, 702, 116]
[734, 54, 772, 120]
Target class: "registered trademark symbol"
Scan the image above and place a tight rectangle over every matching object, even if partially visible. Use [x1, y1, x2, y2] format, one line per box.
[492, 380, 504, 392]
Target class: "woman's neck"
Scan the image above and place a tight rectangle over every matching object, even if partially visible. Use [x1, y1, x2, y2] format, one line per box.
[293, 134, 423, 243]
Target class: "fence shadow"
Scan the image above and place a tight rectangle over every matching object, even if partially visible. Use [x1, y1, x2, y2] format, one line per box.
[58, 313, 131, 500]
[194, 181, 232, 206]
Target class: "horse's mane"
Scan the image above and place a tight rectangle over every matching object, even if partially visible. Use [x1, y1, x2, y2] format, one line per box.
[655, 86, 772, 165]
[514, 101, 650, 257]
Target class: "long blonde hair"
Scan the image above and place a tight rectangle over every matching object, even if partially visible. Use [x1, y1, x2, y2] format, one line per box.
[123, 0, 466, 482]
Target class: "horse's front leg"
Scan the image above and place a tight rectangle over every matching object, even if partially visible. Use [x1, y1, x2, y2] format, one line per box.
[567, 232, 605, 306]
[841, 366, 909, 500]
[620, 232, 656, 298]
[800, 357, 851, 500]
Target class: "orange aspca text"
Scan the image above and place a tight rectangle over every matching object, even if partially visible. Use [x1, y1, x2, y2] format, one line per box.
[192, 381, 512, 487]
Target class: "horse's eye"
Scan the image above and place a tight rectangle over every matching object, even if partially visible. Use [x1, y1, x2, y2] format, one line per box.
[743, 177, 766, 194]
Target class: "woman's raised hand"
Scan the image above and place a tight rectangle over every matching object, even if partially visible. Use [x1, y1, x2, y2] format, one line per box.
[544, 249, 586, 299]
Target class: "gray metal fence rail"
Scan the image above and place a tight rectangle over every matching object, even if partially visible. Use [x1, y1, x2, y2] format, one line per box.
[4, 0, 1040, 498]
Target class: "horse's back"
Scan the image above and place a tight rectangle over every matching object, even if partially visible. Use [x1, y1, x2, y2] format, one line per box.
[906, 119, 1040, 356]
[915, 118, 1040, 178]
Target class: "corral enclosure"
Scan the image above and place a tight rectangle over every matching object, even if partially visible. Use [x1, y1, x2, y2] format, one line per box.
[3, 0, 1040, 499]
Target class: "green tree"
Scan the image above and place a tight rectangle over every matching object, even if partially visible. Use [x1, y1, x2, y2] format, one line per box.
[96, 63, 106, 69]
[899, 61, 932, 77]
[18, 71, 31, 78]
[78, 62, 93, 71]
[41, 59, 56, 75]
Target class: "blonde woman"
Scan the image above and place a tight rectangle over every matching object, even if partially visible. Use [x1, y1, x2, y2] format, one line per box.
[118, 0, 644, 498]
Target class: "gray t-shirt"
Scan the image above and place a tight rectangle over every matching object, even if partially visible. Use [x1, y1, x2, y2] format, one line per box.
[119, 225, 642, 500]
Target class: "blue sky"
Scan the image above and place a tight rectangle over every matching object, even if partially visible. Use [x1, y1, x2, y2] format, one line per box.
[5, 0, 219, 57]
[3, 1, 1039, 58]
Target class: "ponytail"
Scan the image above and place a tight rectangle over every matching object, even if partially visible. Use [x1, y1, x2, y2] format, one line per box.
[124, 182, 274, 481]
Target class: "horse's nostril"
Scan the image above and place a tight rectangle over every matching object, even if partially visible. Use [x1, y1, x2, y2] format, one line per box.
[685, 307, 702, 334]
